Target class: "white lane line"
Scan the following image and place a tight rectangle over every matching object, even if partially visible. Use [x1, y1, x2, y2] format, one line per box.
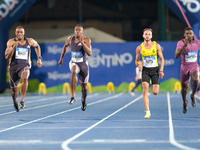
[61, 94, 142, 150]
[0, 95, 68, 107]
[0, 140, 61, 145]
[0, 95, 44, 103]
[167, 92, 199, 150]
[0, 93, 121, 133]
[93, 139, 146, 143]
[0, 93, 99, 116]
[0, 139, 200, 145]
[0, 93, 99, 107]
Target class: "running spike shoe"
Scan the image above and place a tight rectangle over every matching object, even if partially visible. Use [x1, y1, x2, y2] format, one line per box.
[68, 97, 75, 104]
[144, 111, 151, 119]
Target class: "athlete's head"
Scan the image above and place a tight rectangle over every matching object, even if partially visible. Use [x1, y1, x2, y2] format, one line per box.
[184, 27, 193, 41]
[15, 26, 25, 40]
[143, 28, 153, 42]
[74, 24, 83, 38]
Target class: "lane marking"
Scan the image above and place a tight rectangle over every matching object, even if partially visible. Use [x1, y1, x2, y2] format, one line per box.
[0, 95, 68, 107]
[0, 93, 99, 107]
[0, 93, 99, 116]
[93, 139, 146, 143]
[61, 94, 142, 150]
[167, 92, 199, 150]
[0, 139, 200, 145]
[0, 93, 122, 133]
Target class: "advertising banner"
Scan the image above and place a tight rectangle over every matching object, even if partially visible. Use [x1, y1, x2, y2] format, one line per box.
[162, 0, 200, 26]
[29, 41, 182, 92]
[162, 0, 200, 39]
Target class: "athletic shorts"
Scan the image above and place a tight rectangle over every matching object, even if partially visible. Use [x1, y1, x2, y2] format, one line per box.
[9, 66, 30, 88]
[142, 66, 159, 84]
[180, 63, 199, 84]
[69, 61, 89, 83]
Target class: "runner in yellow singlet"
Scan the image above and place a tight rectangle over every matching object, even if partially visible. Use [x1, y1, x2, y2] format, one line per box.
[135, 28, 165, 119]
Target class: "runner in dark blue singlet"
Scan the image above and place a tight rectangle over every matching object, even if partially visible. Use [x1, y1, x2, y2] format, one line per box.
[58, 24, 92, 111]
[5, 26, 42, 112]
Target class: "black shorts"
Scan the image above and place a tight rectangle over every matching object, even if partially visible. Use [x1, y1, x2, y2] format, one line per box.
[69, 61, 89, 83]
[9, 66, 30, 88]
[142, 66, 160, 84]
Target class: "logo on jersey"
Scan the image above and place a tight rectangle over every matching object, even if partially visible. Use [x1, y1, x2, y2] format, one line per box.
[78, 43, 82, 46]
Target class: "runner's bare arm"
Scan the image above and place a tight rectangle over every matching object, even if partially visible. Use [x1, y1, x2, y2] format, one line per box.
[135, 46, 141, 67]
[157, 44, 164, 78]
[58, 36, 72, 66]
[175, 37, 188, 58]
[80, 36, 92, 56]
[29, 38, 42, 67]
[5, 39, 17, 59]
[29, 38, 41, 58]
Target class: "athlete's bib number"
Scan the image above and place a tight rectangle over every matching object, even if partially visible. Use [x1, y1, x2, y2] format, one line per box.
[15, 48, 28, 60]
[185, 51, 197, 62]
[144, 57, 156, 68]
[71, 52, 83, 62]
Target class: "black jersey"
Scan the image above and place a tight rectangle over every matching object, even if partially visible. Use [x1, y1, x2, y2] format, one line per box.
[70, 36, 87, 63]
[10, 38, 31, 70]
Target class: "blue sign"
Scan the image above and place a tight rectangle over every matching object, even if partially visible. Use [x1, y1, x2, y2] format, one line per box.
[162, 0, 200, 26]
[30, 42, 180, 88]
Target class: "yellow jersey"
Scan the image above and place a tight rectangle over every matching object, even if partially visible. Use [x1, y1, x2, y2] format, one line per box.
[140, 41, 158, 68]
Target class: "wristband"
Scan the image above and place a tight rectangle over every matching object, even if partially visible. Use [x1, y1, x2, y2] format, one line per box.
[38, 56, 42, 59]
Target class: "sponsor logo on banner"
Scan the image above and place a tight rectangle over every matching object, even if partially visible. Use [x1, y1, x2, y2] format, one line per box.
[174, 0, 200, 13]
[0, 0, 18, 18]
[32, 59, 57, 67]
[47, 45, 71, 54]
[48, 71, 71, 80]
[88, 48, 133, 68]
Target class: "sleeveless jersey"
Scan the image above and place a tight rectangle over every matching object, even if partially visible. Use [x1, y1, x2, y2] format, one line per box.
[10, 38, 31, 70]
[140, 41, 158, 68]
[70, 36, 86, 63]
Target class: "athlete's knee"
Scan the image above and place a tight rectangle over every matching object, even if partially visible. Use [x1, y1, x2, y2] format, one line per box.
[153, 91, 159, 95]
[152, 85, 159, 95]
[71, 69, 77, 77]
[181, 86, 188, 93]
[142, 87, 148, 94]
[21, 71, 29, 82]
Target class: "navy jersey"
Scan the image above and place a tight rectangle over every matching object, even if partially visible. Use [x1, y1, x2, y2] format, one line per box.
[10, 38, 31, 70]
[70, 36, 87, 63]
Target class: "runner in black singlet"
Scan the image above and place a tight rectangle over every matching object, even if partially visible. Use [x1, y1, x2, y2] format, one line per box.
[58, 24, 92, 111]
[5, 26, 42, 112]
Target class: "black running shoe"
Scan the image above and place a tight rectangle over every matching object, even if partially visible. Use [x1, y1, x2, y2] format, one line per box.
[13, 100, 19, 112]
[191, 95, 197, 107]
[81, 103, 87, 111]
[19, 101, 26, 109]
[183, 100, 188, 114]
[68, 97, 75, 104]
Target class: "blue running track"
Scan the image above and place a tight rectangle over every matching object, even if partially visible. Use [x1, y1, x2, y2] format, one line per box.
[0, 92, 199, 150]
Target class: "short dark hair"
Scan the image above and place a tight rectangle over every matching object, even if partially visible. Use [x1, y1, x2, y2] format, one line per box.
[184, 27, 193, 32]
[143, 28, 153, 33]
[16, 26, 24, 30]
[75, 24, 83, 29]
